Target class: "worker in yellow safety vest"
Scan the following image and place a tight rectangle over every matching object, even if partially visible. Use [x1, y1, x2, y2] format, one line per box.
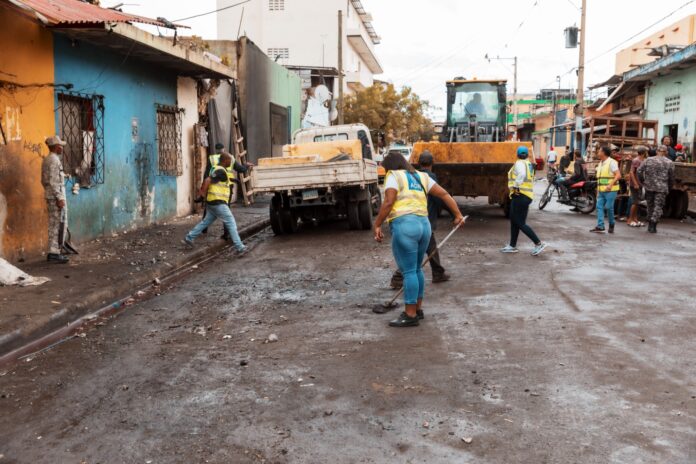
[373, 152, 464, 328]
[590, 145, 621, 234]
[501, 146, 547, 256]
[184, 153, 248, 256]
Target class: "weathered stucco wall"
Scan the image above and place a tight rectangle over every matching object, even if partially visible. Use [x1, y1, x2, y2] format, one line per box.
[646, 67, 696, 148]
[53, 35, 179, 243]
[0, 8, 55, 261]
[177, 77, 198, 217]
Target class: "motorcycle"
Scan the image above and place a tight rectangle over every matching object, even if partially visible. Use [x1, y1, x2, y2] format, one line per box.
[538, 168, 597, 214]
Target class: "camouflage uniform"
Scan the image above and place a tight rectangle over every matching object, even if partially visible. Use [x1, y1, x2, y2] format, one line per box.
[41, 152, 67, 254]
[637, 155, 674, 223]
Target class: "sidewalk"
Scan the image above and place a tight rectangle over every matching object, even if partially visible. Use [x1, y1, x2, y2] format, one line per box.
[0, 197, 270, 359]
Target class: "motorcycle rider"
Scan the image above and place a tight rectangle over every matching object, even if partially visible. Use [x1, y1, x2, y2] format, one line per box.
[556, 150, 585, 202]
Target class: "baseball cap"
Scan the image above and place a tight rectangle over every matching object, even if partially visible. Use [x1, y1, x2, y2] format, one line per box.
[45, 135, 67, 146]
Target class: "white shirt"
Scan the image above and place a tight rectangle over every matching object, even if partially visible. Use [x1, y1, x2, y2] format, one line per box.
[384, 171, 436, 193]
[547, 150, 558, 163]
[513, 160, 530, 187]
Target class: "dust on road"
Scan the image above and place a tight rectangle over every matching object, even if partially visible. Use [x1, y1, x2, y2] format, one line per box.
[1, 199, 696, 464]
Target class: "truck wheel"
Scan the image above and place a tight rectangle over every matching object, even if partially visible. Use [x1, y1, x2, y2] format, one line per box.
[358, 199, 373, 230]
[671, 190, 689, 219]
[662, 192, 674, 218]
[280, 209, 299, 234]
[347, 201, 361, 230]
[270, 196, 283, 235]
[369, 184, 382, 216]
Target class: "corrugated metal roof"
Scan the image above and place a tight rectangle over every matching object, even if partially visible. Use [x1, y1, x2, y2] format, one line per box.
[7, 0, 180, 28]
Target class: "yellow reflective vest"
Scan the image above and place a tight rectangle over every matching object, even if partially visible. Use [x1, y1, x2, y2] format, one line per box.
[386, 170, 429, 222]
[206, 167, 231, 203]
[597, 158, 619, 192]
[508, 160, 534, 200]
[209, 154, 236, 183]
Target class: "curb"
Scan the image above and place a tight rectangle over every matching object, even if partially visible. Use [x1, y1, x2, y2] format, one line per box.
[0, 219, 270, 367]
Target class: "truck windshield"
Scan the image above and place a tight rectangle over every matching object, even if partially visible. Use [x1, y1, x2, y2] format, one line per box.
[448, 83, 502, 125]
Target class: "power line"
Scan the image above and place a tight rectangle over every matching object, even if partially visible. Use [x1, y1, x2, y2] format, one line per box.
[503, 0, 541, 49]
[172, 0, 251, 22]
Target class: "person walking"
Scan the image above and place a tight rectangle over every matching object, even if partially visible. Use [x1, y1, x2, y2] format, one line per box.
[590, 146, 621, 234]
[501, 147, 547, 255]
[184, 153, 247, 255]
[41, 136, 70, 264]
[547, 146, 558, 168]
[638, 145, 675, 233]
[389, 151, 450, 290]
[373, 152, 464, 328]
[627, 146, 647, 227]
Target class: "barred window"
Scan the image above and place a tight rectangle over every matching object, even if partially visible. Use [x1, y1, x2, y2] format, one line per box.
[156, 104, 183, 176]
[269, 0, 284, 10]
[268, 47, 289, 61]
[664, 95, 680, 113]
[56, 91, 105, 186]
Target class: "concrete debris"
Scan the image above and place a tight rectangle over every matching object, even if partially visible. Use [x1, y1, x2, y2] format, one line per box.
[135, 290, 146, 297]
[153, 278, 161, 286]
[193, 326, 207, 336]
[240, 360, 248, 366]
[0, 258, 51, 287]
[267, 333, 279, 343]
[324, 410, 333, 416]
[222, 335, 232, 340]
[462, 437, 473, 444]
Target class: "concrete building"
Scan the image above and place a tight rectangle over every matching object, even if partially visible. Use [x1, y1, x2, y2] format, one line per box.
[216, 0, 383, 93]
[615, 15, 696, 75]
[0, 0, 234, 262]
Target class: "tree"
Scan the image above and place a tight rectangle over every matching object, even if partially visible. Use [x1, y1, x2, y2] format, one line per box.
[343, 83, 433, 145]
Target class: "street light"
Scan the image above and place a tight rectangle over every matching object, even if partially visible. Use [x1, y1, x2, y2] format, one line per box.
[486, 54, 518, 140]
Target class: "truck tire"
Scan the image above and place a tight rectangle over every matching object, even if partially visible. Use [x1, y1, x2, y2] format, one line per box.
[671, 190, 689, 219]
[662, 192, 674, 218]
[347, 201, 361, 230]
[358, 199, 373, 230]
[280, 209, 299, 234]
[270, 196, 283, 235]
[369, 184, 382, 216]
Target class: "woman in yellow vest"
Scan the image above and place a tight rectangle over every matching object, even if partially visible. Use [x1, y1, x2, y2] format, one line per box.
[183, 153, 248, 255]
[501, 146, 547, 256]
[590, 146, 621, 234]
[373, 153, 464, 327]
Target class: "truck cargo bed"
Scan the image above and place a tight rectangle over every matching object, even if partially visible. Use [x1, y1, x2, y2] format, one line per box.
[251, 159, 378, 193]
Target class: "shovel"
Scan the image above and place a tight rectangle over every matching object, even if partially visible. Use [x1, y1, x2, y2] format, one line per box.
[374, 215, 468, 312]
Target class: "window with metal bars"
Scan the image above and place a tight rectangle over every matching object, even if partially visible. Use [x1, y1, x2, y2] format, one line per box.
[156, 104, 183, 176]
[664, 95, 680, 113]
[269, 0, 284, 10]
[56, 91, 105, 187]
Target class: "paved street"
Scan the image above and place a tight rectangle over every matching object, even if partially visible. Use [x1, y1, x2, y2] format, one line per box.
[1, 194, 696, 464]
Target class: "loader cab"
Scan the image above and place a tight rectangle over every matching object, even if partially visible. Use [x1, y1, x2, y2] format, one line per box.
[443, 79, 507, 143]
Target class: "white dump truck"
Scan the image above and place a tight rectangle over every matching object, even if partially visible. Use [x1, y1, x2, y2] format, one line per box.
[251, 124, 381, 234]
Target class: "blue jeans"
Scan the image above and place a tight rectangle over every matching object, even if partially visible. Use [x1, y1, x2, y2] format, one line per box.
[186, 203, 245, 251]
[390, 215, 431, 305]
[596, 191, 618, 229]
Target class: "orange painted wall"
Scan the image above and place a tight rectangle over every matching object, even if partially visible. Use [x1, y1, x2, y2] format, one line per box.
[0, 7, 55, 261]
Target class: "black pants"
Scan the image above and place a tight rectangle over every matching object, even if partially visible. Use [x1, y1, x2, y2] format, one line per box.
[392, 232, 445, 282]
[509, 194, 540, 247]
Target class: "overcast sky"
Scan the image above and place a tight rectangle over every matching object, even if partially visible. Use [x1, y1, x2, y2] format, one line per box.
[126, 0, 696, 118]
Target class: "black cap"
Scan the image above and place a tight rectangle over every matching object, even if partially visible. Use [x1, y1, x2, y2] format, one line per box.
[418, 150, 434, 166]
[215, 143, 224, 150]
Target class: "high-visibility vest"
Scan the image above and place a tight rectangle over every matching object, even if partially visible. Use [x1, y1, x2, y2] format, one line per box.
[209, 154, 236, 183]
[508, 160, 534, 200]
[597, 158, 619, 192]
[386, 170, 429, 222]
[206, 167, 231, 203]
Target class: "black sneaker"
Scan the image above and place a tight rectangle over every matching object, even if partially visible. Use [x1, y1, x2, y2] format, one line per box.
[608, 224, 615, 234]
[388, 312, 420, 327]
[47, 253, 69, 264]
[416, 309, 424, 320]
[589, 227, 606, 233]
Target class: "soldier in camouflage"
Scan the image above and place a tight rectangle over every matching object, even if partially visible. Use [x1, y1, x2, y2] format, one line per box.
[637, 145, 675, 234]
[41, 136, 70, 263]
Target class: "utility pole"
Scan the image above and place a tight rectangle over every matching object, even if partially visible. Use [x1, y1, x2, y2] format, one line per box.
[337, 10, 344, 125]
[575, 0, 587, 153]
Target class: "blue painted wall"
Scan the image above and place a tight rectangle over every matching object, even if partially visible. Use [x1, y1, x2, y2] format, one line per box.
[53, 35, 179, 242]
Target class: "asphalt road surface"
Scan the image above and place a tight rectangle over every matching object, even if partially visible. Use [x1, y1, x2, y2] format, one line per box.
[2, 195, 696, 464]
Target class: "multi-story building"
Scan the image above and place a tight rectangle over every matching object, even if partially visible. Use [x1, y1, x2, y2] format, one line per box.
[216, 0, 383, 94]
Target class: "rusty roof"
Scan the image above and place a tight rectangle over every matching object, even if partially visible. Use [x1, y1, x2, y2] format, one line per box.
[7, 0, 184, 28]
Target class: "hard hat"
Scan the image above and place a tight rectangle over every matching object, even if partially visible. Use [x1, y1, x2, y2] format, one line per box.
[517, 146, 529, 158]
[418, 150, 434, 166]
